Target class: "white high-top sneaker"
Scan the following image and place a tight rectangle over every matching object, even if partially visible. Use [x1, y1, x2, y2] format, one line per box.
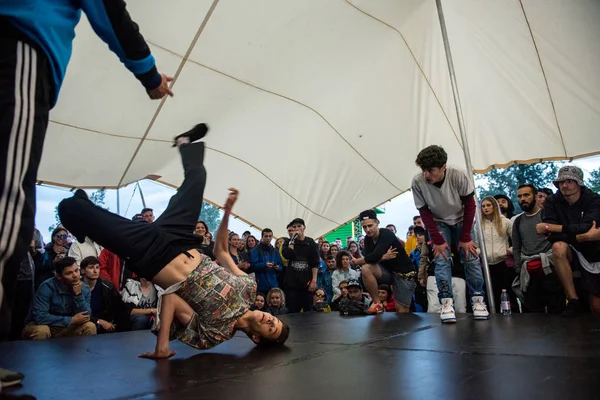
[440, 298, 456, 323]
[472, 296, 490, 320]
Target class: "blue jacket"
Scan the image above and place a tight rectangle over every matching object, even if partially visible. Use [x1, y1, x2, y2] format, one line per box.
[1, 0, 161, 107]
[317, 269, 334, 303]
[250, 243, 282, 294]
[28, 277, 91, 327]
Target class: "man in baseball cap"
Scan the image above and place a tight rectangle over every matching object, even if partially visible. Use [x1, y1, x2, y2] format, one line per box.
[349, 209, 415, 314]
[541, 165, 600, 317]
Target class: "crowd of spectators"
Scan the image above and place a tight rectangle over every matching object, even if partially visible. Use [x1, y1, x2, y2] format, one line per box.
[3, 160, 599, 344]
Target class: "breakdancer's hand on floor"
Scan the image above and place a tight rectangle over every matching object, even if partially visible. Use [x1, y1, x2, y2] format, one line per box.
[139, 347, 176, 360]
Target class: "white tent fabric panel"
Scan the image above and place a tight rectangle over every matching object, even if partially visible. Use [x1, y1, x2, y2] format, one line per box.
[38, 0, 600, 237]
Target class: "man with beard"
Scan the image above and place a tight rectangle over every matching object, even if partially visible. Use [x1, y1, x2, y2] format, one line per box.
[511, 184, 565, 313]
[540, 166, 600, 317]
[494, 194, 516, 220]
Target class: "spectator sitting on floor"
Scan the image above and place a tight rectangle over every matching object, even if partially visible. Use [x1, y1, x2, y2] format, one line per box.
[410, 227, 427, 269]
[537, 188, 554, 209]
[330, 280, 349, 311]
[121, 277, 161, 331]
[266, 288, 288, 316]
[511, 184, 565, 314]
[318, 255, 336, 303]
[541, 166, 600, 316]
[251, 293, 267, 311]
[312, 288, 331, 312]
[35, 226, 71, 289]
[332, 251, 360, 299]
[80, 256, 130, 333]
[338, 279, 372, 316]
[379, 284, 395, 312]
[22, 257, 96, 340]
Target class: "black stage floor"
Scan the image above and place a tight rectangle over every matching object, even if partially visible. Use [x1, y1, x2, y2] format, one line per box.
[2, 313, 600, 400]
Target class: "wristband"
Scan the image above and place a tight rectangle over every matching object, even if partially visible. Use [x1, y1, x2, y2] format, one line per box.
[224, 209, 231, 216]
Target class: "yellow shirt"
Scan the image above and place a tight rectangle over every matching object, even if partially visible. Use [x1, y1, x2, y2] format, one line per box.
[405, 234, 417, 255]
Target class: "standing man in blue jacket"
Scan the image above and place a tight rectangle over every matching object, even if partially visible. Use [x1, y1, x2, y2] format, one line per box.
[250, 229, 283, 295]
[0, 1, 173, 387]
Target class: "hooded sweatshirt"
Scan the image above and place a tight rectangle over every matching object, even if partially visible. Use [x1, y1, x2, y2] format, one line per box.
[481, 202, 513, 265]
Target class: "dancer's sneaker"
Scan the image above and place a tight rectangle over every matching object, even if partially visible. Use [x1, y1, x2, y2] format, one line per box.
[366, 302, 384, 315]
[472, 296, 489, 320]
[440, 298, 456, 323]
[561, 299, 583, 318]
[0, 368, 24, 388]
[173, 123, 208, 147]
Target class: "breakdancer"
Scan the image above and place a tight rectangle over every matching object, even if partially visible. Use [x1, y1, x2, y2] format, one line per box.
[58, 125, 289, 358]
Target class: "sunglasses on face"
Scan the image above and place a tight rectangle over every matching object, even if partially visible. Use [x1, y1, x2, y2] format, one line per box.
[315, 293, 325, 298]
[55, 234, 68, 239]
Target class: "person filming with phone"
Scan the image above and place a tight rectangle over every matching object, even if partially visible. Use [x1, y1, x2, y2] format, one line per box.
[22, 256, 97, 339]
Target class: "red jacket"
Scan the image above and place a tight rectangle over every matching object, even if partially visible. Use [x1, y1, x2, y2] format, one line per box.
[99, 248, 122, 289]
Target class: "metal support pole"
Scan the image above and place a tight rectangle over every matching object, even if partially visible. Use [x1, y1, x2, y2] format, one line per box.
[137, 182, 147, 209]
[435, 0, 496, 313]
[116, 188, 121, 216]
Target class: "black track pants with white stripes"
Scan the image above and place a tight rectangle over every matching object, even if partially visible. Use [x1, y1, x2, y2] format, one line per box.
[0, 33, 52, 338]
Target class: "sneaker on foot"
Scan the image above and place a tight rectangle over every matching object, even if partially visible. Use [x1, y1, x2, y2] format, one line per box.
[440, 298, 456, 323]
[472, 296, 489, 320]
[173, 123, 208, 147]
[0, 368, 24, 388]
[561, 299, 583, 318]
[366, 302, 384, 315]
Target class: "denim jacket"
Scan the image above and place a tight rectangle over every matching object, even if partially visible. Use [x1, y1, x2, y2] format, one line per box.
[28, 277, 91, 327]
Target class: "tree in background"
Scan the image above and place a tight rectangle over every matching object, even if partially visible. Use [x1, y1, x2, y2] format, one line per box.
[587, 168, 600, 193]
[200, 202, 222, 234]
[48, 189, 107, 233]
[476, 162, 561, 213]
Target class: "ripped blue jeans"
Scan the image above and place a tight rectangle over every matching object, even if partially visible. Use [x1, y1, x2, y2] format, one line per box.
[434, 221, 484, 302]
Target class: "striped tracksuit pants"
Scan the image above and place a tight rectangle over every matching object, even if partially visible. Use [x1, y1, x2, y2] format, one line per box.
[0, 28, 52, 337]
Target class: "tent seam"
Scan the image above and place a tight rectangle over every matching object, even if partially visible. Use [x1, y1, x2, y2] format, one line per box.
[343, 0, 463, 150]
[518, 0, 567, 158]
[144, 41, 402, 193]
[117, 0, 221, 188]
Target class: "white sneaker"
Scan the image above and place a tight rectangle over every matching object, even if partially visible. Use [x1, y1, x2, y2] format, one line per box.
[472, 296, 489, 320]
[440, 298, 456, 323]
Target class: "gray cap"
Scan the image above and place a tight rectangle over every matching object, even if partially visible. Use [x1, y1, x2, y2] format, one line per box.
[553, 165, 584, 188]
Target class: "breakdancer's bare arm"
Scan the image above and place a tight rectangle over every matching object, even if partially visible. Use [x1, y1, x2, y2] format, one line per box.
[214, 188, 247, 276]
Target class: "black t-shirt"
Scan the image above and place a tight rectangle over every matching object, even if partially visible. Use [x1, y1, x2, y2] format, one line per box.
[281, 237, 320, 289]
[363, 229, 414, 273]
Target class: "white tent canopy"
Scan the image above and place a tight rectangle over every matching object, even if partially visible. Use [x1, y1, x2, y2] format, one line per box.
[39, 0, 600, 237]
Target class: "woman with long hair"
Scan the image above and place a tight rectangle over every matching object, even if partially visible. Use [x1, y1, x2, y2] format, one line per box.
[266, 288, 288, 315]
[331, 251, 360, 299]
[245, 235, 258, 253]
[194, 220, 214, 260]
[347, 241, 362, 260]
[228, 232, 250, 271]
[328, 244, 340, 260]
[480, 196, 514, 312]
